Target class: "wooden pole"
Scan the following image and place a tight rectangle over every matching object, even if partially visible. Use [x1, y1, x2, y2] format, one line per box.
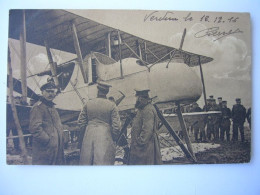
[44, 40, 60, 89]
[8, 46, 29, 164]
[176, 102, 197, 161]
[117, 30, 123, 78]
[72, 23, 88, 83]
[199, 56, 208, 111]
[154, 105, 196, 163]
[19, 10, 27, 104]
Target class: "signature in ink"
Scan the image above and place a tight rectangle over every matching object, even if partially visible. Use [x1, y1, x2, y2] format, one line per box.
[144, 11, 178, 22]
[194, 27, 243, 41]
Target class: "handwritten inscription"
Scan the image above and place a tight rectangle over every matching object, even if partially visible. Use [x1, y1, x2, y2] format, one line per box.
[144, 11, 178, 22]
[194, 27, 243, 41]
[144, 11, 240, 24]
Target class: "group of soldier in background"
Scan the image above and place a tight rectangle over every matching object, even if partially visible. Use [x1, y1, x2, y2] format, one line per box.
[190, 95, 251, 143]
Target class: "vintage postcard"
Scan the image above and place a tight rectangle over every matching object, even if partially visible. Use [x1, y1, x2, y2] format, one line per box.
[7, 10, 251, 165]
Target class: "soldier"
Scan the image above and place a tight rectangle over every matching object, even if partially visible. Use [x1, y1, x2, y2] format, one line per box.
[212, 99, 220, 141]
[191, 103, 206, 142]
[203, 98, 211, 140]
[216, 97, 223, 140]
[78, 81, 121, 165]
[232, 98, 246, 142]
[246, 107, 251, 130]
[128, 89, 162, 165]
[207, 99, 219, 141]
[220, 101, 231, 141]
[217, 97, 223, 109]
[203, 98, 211, 111]
[29, 81, 65, 165]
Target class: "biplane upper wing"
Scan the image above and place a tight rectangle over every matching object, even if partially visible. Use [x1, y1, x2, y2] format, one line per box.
[9, 9, 213, 66]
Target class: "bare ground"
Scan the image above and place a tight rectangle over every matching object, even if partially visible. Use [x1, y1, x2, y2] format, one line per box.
[6, 126, 251, 165]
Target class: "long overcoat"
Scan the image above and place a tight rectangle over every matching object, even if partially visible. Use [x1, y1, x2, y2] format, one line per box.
[232, 104, 246, 124]
[78, 97, 121, 165]
[29, 100, 64, 165]
[128, 104, 162, 165]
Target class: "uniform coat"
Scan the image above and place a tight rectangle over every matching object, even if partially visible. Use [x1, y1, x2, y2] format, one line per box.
[29, 99, 64, 165]
[191, 106, 206, 141]
[232, 104, 246, 141]
[128, 104, 162, 165]
[78, 97, 121, 165]
[220, 107, 231, 141]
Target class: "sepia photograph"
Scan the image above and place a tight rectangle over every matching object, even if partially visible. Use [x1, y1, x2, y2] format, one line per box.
[7, 9, 251, 166]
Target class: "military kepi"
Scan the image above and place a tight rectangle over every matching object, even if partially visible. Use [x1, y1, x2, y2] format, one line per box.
[97, 81, 112, 94]
[40, 81, 56, 91]
[135, 88, 150, 98]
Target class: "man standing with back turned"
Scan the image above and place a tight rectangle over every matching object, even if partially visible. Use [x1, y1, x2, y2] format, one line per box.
[128, 89, 162, 165]
[78, 81, 121, 165]
[29, 81, 65, 165]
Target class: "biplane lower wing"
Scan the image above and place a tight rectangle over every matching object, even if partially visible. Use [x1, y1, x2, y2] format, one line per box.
[160, 111, 221, 132]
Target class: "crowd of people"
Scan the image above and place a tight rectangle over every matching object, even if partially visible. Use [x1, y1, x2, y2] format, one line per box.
[190, 96, 251, 143]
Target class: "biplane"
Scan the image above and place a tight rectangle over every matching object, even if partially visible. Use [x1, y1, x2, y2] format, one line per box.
[7, 9, 220, 164]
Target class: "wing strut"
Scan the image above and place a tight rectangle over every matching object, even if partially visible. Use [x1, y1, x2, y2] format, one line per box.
[176, 102, 197, 161]
[117, 30, 124, 78]
[72, 23, 88, 83]
[154, 104, 197, 163]
[123, 42, 149, 66]
[20, 10, 27, 104]
[199, 56, 208, 111]
[106, 32, 112, 58]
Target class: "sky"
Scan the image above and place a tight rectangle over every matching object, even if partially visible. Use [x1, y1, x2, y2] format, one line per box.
[9, 10, 252, 108]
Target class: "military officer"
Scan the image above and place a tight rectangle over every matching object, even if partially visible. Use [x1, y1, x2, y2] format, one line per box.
[232, 98, 246, 142]
[128, 89, 162, 165]
[78, 81, 121, 165]
[220, 101, 231, 141]
[29, 81, 65, 165]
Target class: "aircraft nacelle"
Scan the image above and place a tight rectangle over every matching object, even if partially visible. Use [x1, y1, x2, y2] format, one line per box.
[53, 52, 202, 111]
